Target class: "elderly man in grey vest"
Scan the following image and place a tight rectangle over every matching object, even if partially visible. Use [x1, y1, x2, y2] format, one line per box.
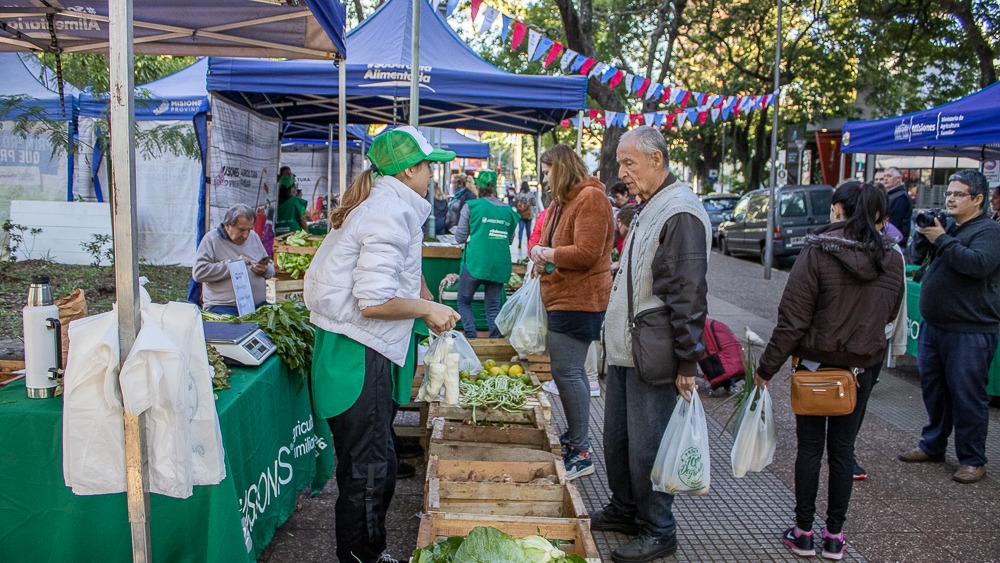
[592, 128, 711, 563]
[192, 203, 274, 315]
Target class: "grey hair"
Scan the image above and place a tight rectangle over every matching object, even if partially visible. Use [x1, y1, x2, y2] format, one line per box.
[620, 128, 670, 169]
[223, 203, 255, 226]
[884, 166, 903, 179]
[949, 169, 990, 210]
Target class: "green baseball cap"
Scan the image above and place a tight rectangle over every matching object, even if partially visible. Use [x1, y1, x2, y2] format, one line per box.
[278, 175, 295, 189]
[474, 170, 498, 189]
[367, 126, 456, 176]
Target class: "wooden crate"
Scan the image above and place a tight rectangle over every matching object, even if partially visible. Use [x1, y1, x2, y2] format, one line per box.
[469, 338, 518, 363]
[265, 275, 304, 304]
[415, 513, 600, 563]
[0, 359, 25, 386]
[425, 449, 587, 518]
[426, 402, 543, 430]
[511, 262, 528, 276]
[272, 233, 323, 274]
[422, 245, 463, 259]
[428, 415, 561, 456]
[527, 353, 552, 381]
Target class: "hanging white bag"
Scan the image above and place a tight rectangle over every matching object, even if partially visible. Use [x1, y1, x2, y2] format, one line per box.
[730, 386, 777, 477]
[651, 390, 711, 495]
[496, 264, 547, 356]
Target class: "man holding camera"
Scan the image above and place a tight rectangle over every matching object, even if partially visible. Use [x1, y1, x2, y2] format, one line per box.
[901, 170, 1000, 484]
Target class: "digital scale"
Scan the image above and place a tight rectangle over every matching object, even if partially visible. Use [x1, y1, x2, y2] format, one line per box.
[203, 321, 276, 366]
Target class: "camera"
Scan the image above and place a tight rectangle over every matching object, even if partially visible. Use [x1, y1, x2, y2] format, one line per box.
[914, 208, 947, 229]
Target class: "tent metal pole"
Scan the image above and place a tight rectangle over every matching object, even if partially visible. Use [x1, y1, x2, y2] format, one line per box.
[575, 110, 583, 155]
[338, 60, 347, 205]
[764, 0, 782, 281]
[409, 0, 420, 127]
[839, 151, 846, 184]
[109, 0, 151, 560]
[327, 122, 334, 220]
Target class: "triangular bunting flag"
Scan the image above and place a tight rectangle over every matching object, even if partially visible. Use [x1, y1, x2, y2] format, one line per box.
[644, 112, 656, 126]
[623, 74, 635, 93]
[500, 14, 512, 42]
[582, 116, 592, 128]
[680, 90, 692, 107]
[561, 49, 578, 71]
[570, 115, 580, 127]
[532, 36, 553, 62]
[526, 29, 542, 60]
[570, 54, 586, 73]
[600, 66, 617, 84]
[589, 62, 607, 78]
[608, 69, 625, 88]
[432, 0, 443, 11]
[686, 107, 699, 123]
[589, 109, 600, 119]
[661, 87, 672, 104]
[676, 111, 688, 128]
[478, 5, 500, 36]
[561, 119, 570, 129]
[711, 108, 721, 122]
[721, 104, 732, 121]
[673, 88, 687, 105]
[446, 0, 459, 17]
[605, 111, 618, 126]
[511, 21, 528, 49]
[707, 94, 720, 107]
[544, 41, 564, 68]
[471, 0, 482, 21]
[644, 81, 658, 100]
[698, 111, 708, 125]
[579, 58, 597, 75]
[655, 112, 665, 126]
[665, 113, 676, 128]
[698, 93, 709, 106]
[650, 84, 664, 102]
[631, 77, 644, 94]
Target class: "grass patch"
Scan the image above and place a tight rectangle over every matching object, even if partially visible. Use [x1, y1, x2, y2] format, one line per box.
[0, 260, 191, 341]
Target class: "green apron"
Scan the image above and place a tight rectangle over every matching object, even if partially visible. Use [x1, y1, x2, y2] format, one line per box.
[276, 197, 307, 235]
[462, 199, 519, 283]
[311, 328, 417, 418]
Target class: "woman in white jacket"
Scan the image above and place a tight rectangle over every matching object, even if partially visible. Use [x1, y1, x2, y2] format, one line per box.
[304, 126, 459, 563]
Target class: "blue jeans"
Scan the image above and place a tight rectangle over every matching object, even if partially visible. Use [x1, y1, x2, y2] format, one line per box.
[547, 330, 592, 451]
[603, 364, 678, 537]
[794, 364, 878, 534]
[517, 218, 532, 244]
[455, 267, 503, 339]
[917, 322, 997, 467]
[206, 302, 266, 317]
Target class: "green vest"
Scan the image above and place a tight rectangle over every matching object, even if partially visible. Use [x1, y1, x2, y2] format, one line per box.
[276, 197, 307, 235]
[462, 199, 518, 283]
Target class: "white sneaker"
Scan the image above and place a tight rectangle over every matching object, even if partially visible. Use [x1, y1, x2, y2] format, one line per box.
[542, 380, 559, 395]
[589, 380, 601, 397]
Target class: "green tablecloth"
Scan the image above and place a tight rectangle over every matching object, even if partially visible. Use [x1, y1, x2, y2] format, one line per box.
[904, 272, 1000, 397]
[0, 355, 334, 562]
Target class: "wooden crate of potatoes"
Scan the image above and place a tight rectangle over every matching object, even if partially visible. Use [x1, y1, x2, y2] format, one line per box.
[416, 512, 600, 563]
[425, 447, 587, 518]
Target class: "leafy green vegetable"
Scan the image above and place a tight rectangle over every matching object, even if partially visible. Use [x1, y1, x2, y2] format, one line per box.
[453, 527, 531, 563]
[412, 536, 464, 563]
[200, 301, 314, 374]
[412, 527, 587, 563]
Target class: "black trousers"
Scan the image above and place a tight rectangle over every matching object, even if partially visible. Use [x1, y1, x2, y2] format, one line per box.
[794, 363, 879, 534]
[328, 346, 397, 563]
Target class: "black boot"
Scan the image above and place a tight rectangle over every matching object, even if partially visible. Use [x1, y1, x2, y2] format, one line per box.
[589, 506, 639, 535]
[611, 534, 678, 563]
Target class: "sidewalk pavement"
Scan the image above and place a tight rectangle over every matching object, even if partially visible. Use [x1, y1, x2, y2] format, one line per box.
[263, 252, 1000, 562]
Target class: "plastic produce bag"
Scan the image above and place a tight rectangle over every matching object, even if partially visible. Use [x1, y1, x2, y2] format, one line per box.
[651, 390, 711, 495]
[495, 267, 547, 356]
[730, 387, 776, 477]
[417, 330, 482, 402]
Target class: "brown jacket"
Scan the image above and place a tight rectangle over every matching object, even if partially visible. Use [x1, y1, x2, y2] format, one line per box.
[758, 223, 905, 379]
[539, 177, 614, 312]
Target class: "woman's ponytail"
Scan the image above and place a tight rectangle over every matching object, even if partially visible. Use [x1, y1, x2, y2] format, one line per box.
[331, 169, 376, 230]
[834, 180, 888, 270]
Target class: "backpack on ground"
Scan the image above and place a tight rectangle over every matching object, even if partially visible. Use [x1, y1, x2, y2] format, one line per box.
[698, 318, 745, 389]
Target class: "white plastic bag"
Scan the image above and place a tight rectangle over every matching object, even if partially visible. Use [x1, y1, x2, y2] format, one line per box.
[417, 330, 482, 402]
[730, 387, 777, 477]
[651, 390, 711, 495]
[496, 266, 548, 356]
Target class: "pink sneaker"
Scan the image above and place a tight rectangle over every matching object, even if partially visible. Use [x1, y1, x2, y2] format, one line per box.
[589, 381, 601, 397]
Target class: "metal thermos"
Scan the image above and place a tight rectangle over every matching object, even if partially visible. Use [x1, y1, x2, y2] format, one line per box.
[22, 275, 62, 399]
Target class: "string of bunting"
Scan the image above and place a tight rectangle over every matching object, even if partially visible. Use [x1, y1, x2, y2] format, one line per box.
[433, 0, 778, 129]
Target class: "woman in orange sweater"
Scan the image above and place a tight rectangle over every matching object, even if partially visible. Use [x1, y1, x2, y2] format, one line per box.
[529, 144, 614, 480]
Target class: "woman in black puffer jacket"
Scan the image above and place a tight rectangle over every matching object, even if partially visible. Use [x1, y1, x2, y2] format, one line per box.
[755, 181, 904, 561]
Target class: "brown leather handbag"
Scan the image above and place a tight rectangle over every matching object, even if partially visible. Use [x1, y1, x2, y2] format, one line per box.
[789, 359, 858, 416]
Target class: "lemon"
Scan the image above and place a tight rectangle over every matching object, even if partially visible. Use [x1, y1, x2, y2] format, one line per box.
[489, 366, 503, 376]
[508, 365, 524, 375]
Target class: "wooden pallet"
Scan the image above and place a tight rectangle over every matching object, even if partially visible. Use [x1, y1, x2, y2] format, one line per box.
[415, 512, 600, 562]
[425, 449, 587, 518]
[428, 414, 561, 456]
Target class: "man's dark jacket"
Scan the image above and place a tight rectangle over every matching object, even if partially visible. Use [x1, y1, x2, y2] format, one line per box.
[758, 224, 904, 379]
[887, 185, 912, 243]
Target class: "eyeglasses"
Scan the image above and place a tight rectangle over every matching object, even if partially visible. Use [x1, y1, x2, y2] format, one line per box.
[944, 190, 972, 199]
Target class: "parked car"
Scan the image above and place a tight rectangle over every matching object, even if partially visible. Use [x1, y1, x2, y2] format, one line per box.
[700, 194, 741, 244]
[717, 184, 833, 265]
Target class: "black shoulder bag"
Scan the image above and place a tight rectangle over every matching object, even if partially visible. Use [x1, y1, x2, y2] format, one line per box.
[625, 231, 678, 385]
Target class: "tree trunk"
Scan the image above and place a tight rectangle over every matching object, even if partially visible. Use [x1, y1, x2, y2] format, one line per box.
[353, 0, 365, 21]
[749, 107, 769, 191]
[952, 1, 997, 87]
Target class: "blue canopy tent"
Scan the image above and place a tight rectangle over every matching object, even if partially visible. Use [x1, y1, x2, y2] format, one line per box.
[0, 53, 80, 222]
[207, 0, 588, 134]
[842, 81, 1000, 160]
[0, 0, 345, 61]
[418, 127, 490, 159]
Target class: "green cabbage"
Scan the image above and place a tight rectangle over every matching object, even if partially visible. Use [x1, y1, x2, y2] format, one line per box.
[411, 527, 588, 563]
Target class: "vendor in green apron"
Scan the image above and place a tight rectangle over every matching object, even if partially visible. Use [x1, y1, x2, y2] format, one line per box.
[303, 126, 460, 563]
[275, 175, 308, 235]
[452, 170, 519, 339]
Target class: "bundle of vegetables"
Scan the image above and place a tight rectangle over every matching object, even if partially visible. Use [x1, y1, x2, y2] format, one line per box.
[276, 230, 322, 279]
[412, 526, 585, 563]
[459, 359, 539, 423]
[201, 300, 314, 373]
[506, 272, 523, 291]
[207, 344, 233, 391]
